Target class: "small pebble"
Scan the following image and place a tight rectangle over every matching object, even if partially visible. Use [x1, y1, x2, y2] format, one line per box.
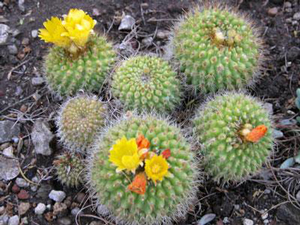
[31, 77, 45, 86]
[296, 190, 300, 202]
[3, 146, 14, 158]
[49, 190, 66, 202]
[92, 8, 100, 16]
[31, 30, 38, 38]
[261, 212, 268, 220]
[34, 203, 46, 215]
[16, 178, 29, 188]
[76, 193, 86, 203]
[12, 184, 20, 193]
[264, 219, 269, 224]
[18, 189, 29, 200]
[243, 218, 254, 225]
[273, 129, 284, 139]
[7, 45, 18, 55]
[8, 215, 19, 225]
[0, 206, 5, 214]
[118, 15, 135, 30]
[71, 207, 81, 216]
[20, 104, 27, 113]
[279, 119, 297, 126]
[22, 38, 30, 45]
[268, 7, 278, 16]
[18, 202, 30, 215]
[293, 12, 300, 21]
[58, 217, 72, 225]
[284, 2, 292, 8]
[264, 189, 271, 194]
[142, 37, 153, 47]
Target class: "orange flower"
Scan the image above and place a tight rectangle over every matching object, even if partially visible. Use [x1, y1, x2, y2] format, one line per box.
[245, 125, 268, 143]
[128, 172, 147, 195]
[136, 134, 150, 159]
[161, 149, 171, 159]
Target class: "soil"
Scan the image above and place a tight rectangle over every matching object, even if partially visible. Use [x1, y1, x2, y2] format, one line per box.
[0, 0, 300, 225]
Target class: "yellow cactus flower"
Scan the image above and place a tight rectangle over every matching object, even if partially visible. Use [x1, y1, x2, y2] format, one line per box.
[38, 17, 71, 48]
[62, 9, 97, 49]
[145, 154, 169, 184]
[109, 136, 142, 173]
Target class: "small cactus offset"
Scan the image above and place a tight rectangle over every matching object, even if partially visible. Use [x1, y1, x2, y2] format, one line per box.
[193, 92, 273, 181]
[111, 56, 182, 113]
[39, 9, 116, 96]
[88, 114, 199, 225]
[56, 95, 106, 152]
[170, 4, 263, 93]
[53, 152, 84, 187]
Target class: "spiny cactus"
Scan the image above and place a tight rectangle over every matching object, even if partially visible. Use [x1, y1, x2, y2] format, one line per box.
[170, 4, 263, 93]
[88, 114, 199, 225]
[193, 92, 273, 181]
[111, 56, 182, 113]
[53, 152, 84, 187]
[45, 34, 116, 96]
[56, 95, 106, 153]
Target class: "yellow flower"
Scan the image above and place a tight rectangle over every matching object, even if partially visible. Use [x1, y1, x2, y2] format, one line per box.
[145, 154, 169, 184]
[109, 136, 142, 173]
[38, 17, 71, 48]
[62, 9, 97, 49]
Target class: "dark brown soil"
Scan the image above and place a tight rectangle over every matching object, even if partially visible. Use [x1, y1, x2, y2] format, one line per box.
[0, 0, 300, 225]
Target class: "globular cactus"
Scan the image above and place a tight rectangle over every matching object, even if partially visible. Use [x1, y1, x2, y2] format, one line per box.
[45, 34, 116, 96]
[169, 4, 264, 93]
[39, 9, 116, 97]
[87, 114, 199, 225]
[111, 56, 182, 113]
[193, 92, 273, 181]
[53, 152, 84, 187]
[56, 96, 106, 153]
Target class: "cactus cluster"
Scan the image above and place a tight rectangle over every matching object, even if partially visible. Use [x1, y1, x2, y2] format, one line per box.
[88, 114, 199, 225]
[170, 5, 263, 93]
[45, 34, 116, 96]
[53, 152, 84, 187]
[56, 96, 106, 153]
[112, 56, 182, 113]
[193, 92, 273, 181]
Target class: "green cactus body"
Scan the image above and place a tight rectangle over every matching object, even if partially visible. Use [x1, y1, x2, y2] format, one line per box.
[193, 92, 273, 181]
[54, 152, 84, 187]
[171, 6, 263, 93]
[45, 34, 116, 96]
[88, 115, 199, 225]
[112, 56, 182, 113]
[56, 96, 106, 152]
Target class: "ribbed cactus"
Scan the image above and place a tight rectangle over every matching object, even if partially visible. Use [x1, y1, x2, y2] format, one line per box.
[111, 56, 182, 113]
[53, 152, 84, 187]
[170, 5, 263, 93]
[56, 96, 106, 152]
[193, 92, 273, 181]
[88, 114, 199, 225]
[45, 34, 116, 96]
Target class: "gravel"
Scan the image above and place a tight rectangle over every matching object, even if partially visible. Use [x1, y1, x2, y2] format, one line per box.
[0, 24, 10, 45]
[49, 190, 66, 202]
[8, 215, 19, 225]
[34, 203, 46, 215]
[31, 120, 54, 155]
[118, 15, 135, 30]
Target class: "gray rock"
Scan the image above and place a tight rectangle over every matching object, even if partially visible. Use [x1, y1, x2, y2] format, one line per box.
[156, 30, 169, 39]
[287, 46, 300, 61]
[16, 178, 29, 188]
[71, 207, 81, 216]
[2, 146, 14, 158]
[31, 77, 45, 86]
[276, 203, 300, 225]
[243, 218, 254, 225]
[49, 190, 66, 202]
[118, 15, 135, 31]
[34, 203, 46, 215]
[8, 215, 19, 225]
[58, 217, 71, 225]
[92, 8, 100, 16]
[18, 0, 25, 12]
[279, 118, 297, 126]
[198, 213, 216, 225]
[15, 86, 23, 96]
[0, 121, 20, 144]
[273, 129, 284, 139]
[0, 155, 19, 181]
[0, 24, 10, 45]
[12, 29, 21, 37]
[142, 37, 153, 47]
[284, 2, 292, 8]
[296, 190, 300, 202]
[268, 7, 278, 16]
[31, 30, 38, 38]
[31, 120, 54, 155]
[293, 12, 300, 21]
[7, 45, 18, 55]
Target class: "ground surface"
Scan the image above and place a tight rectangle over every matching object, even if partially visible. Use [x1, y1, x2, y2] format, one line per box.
[0, 0, 300, 225]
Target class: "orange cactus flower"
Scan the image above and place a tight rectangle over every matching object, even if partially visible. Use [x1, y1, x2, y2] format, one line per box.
[128, 172, 147, 195]
[245, 125, 268, 143]
[161, 149, 171, 159]
[136, 134, 150, 149]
